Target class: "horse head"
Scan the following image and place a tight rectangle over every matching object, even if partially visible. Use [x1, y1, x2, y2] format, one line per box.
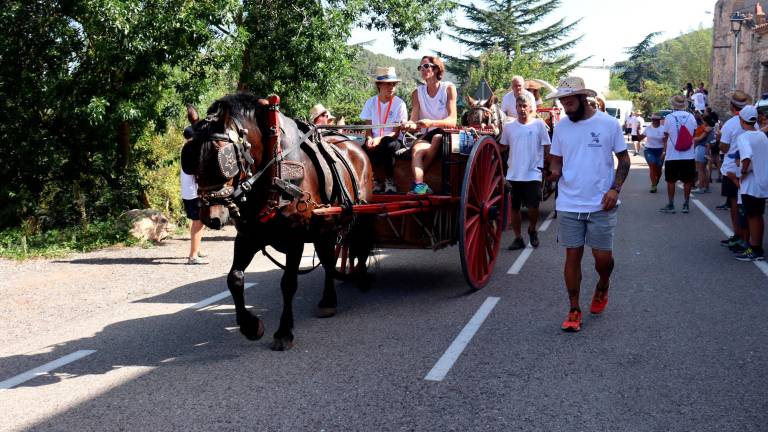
[463, 94, 505, 137]
[181, 94, 273, 229]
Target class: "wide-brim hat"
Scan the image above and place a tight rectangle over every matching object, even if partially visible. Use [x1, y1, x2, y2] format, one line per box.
[544, 76, 597, 100]
[309, 103, 335, 122]
[728, 90, 752, 108]
[372, 66, 401, 83]
[670, 94, 688, 110]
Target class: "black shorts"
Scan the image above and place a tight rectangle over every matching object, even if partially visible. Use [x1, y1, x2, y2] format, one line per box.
[721, 176, 738, 198]
[664, 159, 696, 184]
[631, 135, 640, 142]
[742, 194, 767, 216]
[507, 180, 541, 209]
[183, 198, 201, 221]
[419, 128, 445, 144]
[624, 128, 631, 135]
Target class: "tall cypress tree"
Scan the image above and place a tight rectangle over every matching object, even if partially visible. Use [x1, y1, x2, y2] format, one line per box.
[439, 0, 585, 82]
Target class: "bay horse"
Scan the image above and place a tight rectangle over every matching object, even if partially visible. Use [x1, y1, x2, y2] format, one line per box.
[182, 93, 374, 350]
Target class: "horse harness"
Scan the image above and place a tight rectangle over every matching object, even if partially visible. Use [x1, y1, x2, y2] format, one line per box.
[196, 96, 361, 226]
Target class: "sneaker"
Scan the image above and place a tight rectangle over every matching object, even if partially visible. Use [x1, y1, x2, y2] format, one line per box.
[373, 179, 385, 193]
[715, 203, 730, 210]
[384, 178, 397, 194]
[735, 248, 765, 262]
[507, 237, 525, 250]
[692, 187, 710, 194]
[681, 202, 690, 213]
[720, 235, 739, 247]
[729, 242, 747, 254]
[659, 203, 676, 214]
[409, 182, 433, 195]
[528, 230, 539, 248]
[187, 257, 209, 265]
[561, 309, 582, 332]
[197, 251, 208, 258]
[590, 291, 608, 315]
[649, 185, 657, 193]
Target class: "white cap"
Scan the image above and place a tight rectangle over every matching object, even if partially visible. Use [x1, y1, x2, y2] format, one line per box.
[739, 105, 758, 123]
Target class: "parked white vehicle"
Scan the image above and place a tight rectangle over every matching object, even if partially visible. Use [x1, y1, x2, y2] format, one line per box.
[605, 100, 633, 129]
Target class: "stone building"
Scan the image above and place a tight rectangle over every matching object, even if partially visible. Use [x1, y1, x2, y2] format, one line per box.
[710, 0, 768, 114]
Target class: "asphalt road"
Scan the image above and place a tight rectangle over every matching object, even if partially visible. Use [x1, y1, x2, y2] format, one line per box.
[1, 154, 767, 431]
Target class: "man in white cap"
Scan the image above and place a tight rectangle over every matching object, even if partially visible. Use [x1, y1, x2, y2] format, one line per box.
[544, 76, 631, 332]
[309, 104, 335, 126]
[731, 105, 768, 261]
[717, 90, 754, 251]
[501, 75, 536, 120]
[659, 95, 697, 214]
[359, 66, 408, 193]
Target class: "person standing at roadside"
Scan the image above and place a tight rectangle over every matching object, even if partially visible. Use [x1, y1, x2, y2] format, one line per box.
[718, 91, 753, 248]
[732, 105, 768, 261]
[501, 75, 536, 120]
[630, 111, 644, 156]
[544, 77, 631, 333]
[643, 113, 665, 193]
[659, 95, 697, 214]
[692, 112, 714, 194]
[500, 95, 551, 250]
[180, 130, 207, 265]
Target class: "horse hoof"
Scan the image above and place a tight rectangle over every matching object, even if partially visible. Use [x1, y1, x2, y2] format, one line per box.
[317, 307, 336, 318]
[239, 316, 265, 341]
[271, 337, 294, 351]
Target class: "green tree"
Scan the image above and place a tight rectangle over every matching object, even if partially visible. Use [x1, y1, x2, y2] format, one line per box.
[461, 48, 560, 100]
[655, 27, 712, 91]
[438, 0, 585, 82]
[634, 80, 679, 115]
[606, 75, 633, 100]
[614, 31, 663, 93]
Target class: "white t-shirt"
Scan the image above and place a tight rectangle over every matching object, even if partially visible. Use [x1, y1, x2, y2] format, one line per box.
[550, 111, 628, 213]
[662, 111, 697, 161]
[630, 116, 644, 135]
[720, 114, 752, 146]
[501, 89, 536, 119]
[721, 138, 742, 178]
[499, 119, 551, 181]
[625, 115, 635, 130]
[180, 170, 198, 200]
[692, 92, 707, 111]
[738, 130, 768, 198]
[644, 125, 665, 149]
[360, 95, 408, 138]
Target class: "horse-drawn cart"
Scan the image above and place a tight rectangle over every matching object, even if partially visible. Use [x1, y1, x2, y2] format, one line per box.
[318, 128, 505, 290]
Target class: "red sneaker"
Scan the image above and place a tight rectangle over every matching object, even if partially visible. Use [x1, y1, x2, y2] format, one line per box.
[561, 309, 582, 332]
[590, 292, 608, 315]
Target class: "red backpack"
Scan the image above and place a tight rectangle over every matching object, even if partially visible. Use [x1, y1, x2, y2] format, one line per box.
[673, 115, 694, 151]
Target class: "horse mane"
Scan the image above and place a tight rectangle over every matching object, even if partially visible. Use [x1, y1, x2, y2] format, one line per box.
[196, 92, 270, 139]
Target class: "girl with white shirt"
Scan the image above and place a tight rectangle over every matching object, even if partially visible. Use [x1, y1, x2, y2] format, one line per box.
[402, 56, 457, 195]
[643, 113, 665, 193]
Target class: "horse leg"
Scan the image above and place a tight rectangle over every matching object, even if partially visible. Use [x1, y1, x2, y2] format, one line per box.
[272, 241, 303, 351]
[314, 233, 339, 318]
[228, 234, 264, 341]
[349, 216, 374, 291]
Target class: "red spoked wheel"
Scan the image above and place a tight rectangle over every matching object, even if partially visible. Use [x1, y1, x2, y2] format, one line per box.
[459, 136, 505, 290]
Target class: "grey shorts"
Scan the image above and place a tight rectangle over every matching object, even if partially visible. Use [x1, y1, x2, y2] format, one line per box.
[557, 207, 619, 250]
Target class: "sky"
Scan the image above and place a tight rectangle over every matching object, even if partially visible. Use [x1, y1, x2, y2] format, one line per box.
[348, 0, 719, 67]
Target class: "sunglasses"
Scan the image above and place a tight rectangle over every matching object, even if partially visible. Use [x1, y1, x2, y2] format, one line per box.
[417, 63, 436, 71]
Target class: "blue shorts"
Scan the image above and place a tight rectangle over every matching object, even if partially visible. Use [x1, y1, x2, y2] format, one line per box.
[557, 207, 619, 251]
[694, 145, 707, 163]
[644, 148, 663, 167]
[183, 198, 201, 221]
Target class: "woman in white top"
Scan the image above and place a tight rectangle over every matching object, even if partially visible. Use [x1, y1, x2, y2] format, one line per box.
[643, 113, 665, 193]
[402, 56, 457, 195]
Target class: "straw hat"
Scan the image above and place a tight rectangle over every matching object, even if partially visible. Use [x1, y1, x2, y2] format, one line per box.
[372, 66, 401, 83]
[309, 104, 335, 122]
[670, 94, 688, 110]
[728, 90, 752, 108]
[544, 76, 597, 100]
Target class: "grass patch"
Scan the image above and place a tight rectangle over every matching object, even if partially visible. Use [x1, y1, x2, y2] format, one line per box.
[0, 219, 146, 260]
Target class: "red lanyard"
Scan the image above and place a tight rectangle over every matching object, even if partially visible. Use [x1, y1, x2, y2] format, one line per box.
[377, 97, 393, 138]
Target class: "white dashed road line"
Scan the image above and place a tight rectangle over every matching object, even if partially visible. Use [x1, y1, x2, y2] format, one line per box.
[425, 296, 500, 382]
[506, 211, 556, 275]
[0, 350, 97, 390]
[188, 282, 257, 310]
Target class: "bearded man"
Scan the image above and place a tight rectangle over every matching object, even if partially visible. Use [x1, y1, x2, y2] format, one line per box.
[545, 77, 631, 332]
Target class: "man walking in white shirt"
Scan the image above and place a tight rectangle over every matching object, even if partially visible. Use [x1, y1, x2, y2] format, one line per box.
[659, 95, 697, 214]
[545, 77, 631, 332]
[500, 95, 551, 250]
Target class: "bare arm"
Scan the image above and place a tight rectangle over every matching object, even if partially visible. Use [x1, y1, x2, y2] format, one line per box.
[416, 85, 458, 129]
[547, 154, 563, 181]
[602, 150, 630, 210]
